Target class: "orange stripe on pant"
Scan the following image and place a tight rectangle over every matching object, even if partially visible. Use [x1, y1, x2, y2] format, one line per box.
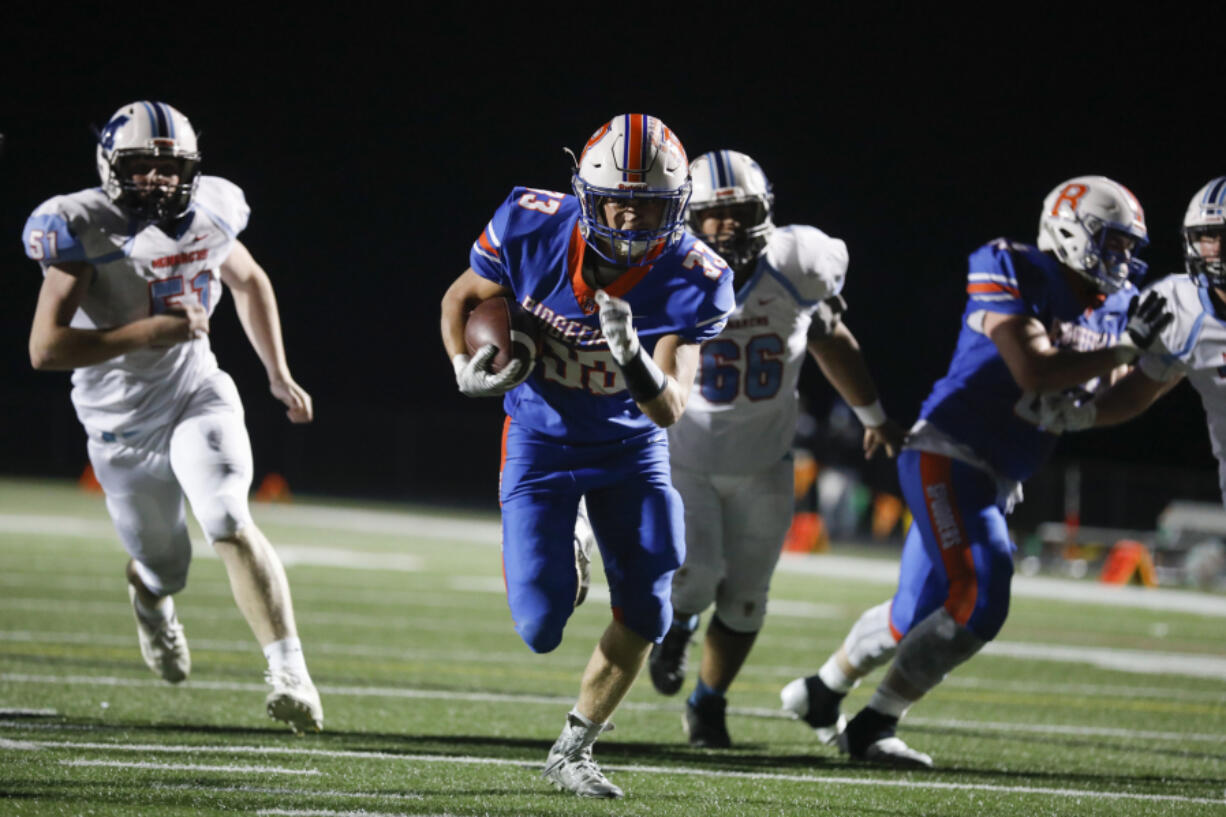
[918, 452, 978, 627]
[499, 415, 511, 592]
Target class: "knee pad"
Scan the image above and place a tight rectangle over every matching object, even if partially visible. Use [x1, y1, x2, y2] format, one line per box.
[842, 600, 899, 673]
[670, 560, 721, 617]
[170, 413, 254, 542]
[105, 492, 192, 596]
[714, 586, 769, 633]
[193, 490, 253, 542]
[892, 607, 986, 695]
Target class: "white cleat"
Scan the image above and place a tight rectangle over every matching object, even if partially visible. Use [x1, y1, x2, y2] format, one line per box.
[839, 732, 933, 769]
[265, 670, 323, 735]
[780, 676, 846, 745]
[128, 585, 190, 684]
[542, 712, 622, 798]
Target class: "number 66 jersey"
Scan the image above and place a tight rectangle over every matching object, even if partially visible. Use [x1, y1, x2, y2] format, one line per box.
[469, 186, 735, 442]
[22, 175, 250, 435]
[668, 224, 849, 475]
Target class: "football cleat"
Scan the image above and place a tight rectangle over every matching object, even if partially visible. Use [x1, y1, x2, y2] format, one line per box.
[265, 670, 323, 735]
[128, 584, 190, 683]
[683, 695, 732, 749]
[780, 675, 847, 745]
[542, 712, 622, 798]
[838, 707, 932, 769]
[648, 621, 692, 696]
[573, 499, 596, 608]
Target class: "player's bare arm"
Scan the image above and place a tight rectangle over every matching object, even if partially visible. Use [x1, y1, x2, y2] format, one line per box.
[219, 240, 312, 423]
[1091, 367, 1181, 427]
[807, 322, 905, 458]
[440, 267, 512, 359]
[29, 261, 207, 370]
[638, 334, 699, 428]
[984, 311, 1134, 393]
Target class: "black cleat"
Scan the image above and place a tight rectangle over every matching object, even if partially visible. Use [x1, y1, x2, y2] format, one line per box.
[684, 695, 732, 748]
[780, 675, 846, 744]
[839, 707, 932, 769]
[648, 622, 692, 696]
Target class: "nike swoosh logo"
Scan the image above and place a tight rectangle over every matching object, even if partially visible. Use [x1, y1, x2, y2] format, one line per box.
[192, 234, 209, 242]
[758, 298, 775, 306]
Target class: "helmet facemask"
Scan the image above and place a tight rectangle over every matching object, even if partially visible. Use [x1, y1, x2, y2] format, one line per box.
[109, 149, 201, 223]
[687, 198, 772, 277]
[573, 178, 691, 267]
[1185, 225, 1226, 286]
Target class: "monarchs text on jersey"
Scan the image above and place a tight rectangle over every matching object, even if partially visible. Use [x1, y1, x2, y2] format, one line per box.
[469, 187, 735, 442]
[668, 225, 848, 474]
[921, 238, 1133, 482]
[22, 176, 249, 435]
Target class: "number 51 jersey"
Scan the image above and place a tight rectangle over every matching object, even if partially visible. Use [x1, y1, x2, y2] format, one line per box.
[668, 225, 848, 475]
[469, 187, 735, 442]
[22, 176, 250, 435]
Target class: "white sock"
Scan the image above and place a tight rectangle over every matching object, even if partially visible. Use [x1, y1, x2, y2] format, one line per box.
[133, 592, 173, 623]
[263, 637, 309, 677]
[817, 655, 857, 695]
[867, 684, 913, 719]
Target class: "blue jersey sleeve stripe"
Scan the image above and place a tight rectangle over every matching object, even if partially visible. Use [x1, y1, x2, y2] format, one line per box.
[192, 201, 237, 239]
[763, 263, 820, 307]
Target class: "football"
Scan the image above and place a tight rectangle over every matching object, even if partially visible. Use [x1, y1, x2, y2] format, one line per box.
[464, 296, 542, 378]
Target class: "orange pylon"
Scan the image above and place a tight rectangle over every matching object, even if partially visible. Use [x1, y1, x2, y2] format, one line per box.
[79, 464, 103, 494]
[254, 473, 292, 503]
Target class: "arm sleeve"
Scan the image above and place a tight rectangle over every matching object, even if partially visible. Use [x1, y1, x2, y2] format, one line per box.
[468, 191, 517, 287]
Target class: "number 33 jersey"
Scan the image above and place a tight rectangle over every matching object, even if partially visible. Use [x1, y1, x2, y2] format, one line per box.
[668, 225, 849, 475]
[469, 187, 735, 442]
[22, 176, 250, 434]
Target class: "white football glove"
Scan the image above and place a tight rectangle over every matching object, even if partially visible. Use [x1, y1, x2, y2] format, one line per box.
[595, 289, 639, 365]
[452, 344, 525, 398]
[1038, 392, 1097, 434]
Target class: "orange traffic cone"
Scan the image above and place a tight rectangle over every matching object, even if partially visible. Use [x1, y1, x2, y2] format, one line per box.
[1100, 540, 1157, 587]
[784, 511, 829, 553]
[254, 473, 292, 503]
[79, 464, 103, 494]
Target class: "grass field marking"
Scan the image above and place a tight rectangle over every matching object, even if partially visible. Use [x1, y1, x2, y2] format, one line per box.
[0, 707, 58, 716]
[60, 758, 321, 775]
[0, 737, 41, 749]
[154, 782, 426, 802]
[255, 810, 423, 817]
[19, 738, 1226, 808]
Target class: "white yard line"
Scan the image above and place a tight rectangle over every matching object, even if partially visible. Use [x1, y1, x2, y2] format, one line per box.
[257, 811, 419, 817]
[6, 505, 1226, 615]
[60, 758, 319, 775]
[2, 679, 1223, 744]
[4, 738, 1219, 808]
[155, 783, 424, 802]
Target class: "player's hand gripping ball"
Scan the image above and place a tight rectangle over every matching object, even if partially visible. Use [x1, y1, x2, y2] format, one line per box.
[455, 297, 541, 397]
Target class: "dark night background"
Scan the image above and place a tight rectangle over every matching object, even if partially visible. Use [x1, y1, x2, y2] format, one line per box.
[3, 8, 1223, 531]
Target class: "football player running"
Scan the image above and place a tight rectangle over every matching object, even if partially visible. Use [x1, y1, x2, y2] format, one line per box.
[440, 114, 734, 798]
[1042, 177, 1226, 500]
[648, 150, 906, 748]
[779, 176, 1172, 767]
[24, 102, 322, 734]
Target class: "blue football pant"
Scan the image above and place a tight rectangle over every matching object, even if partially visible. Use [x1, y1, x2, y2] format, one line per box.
[890, 449, 1015, 642]
[499, 418, 685, 653]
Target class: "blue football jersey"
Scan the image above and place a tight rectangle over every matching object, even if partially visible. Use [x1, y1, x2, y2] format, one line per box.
[919, 239, 1133, 482]
[469, 187, 735, 442]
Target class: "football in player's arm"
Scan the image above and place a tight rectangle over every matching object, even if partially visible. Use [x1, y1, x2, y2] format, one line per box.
[439, 114, 734, 798]
[645, 149, 904, 750]
[1042, 176, 1226, 502]
[24, 101, 321, 734]
[779, 175, 1171, 769]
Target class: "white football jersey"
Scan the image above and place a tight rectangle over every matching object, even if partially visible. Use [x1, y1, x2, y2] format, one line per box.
[669, 225, 848, 474]
[1137, 274, 1226, 501]
[23, 176, 250, 435]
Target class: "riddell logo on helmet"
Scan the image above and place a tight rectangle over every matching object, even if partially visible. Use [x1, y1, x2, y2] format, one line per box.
[151, 138, 175, 149]
[617, 183, 648, 190]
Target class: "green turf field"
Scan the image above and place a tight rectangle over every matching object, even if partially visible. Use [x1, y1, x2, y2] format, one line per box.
[1, 476, 1223, 816]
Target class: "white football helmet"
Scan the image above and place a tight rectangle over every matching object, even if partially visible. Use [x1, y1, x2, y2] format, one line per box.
[96, 101, 201, 223]
[572, 114, 691, 266]
[1037, 175, 1148, 293]
[1183, 176, 1226, 286]
[688, 150, 774, 274]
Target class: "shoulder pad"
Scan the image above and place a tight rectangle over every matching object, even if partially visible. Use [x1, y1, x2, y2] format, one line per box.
[192, 176, 250, 238]
[21, 190, 113, 265]
[763, 225, 848, 302]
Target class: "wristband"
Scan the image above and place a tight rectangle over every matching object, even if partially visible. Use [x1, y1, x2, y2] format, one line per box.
[617, 346, 668, 403]
[851, 400, 887, 427]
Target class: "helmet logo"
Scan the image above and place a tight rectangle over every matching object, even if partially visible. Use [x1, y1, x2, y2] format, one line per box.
[99, 114, 129, 151]
[1051, 183, 1088, 216]
[581, 123, 611, 162]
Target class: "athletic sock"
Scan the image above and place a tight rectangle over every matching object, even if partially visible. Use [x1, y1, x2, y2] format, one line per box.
[816, 654, 856, 695]
[866, 684, 913, 719]
[688, 678, 724, 707]
[264, 637, 309, 677]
